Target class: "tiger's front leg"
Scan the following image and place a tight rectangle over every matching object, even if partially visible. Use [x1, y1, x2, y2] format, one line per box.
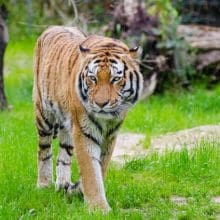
[74, 128, 110, 212]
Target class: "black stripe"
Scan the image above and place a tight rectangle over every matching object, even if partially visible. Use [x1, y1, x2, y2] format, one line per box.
[93, 54, 106, 59]
[60, 125, 65, 130]
[41, 114, 53, 130]
[78, 73, 87, 101]
[129, 72, 134, 93]
[82, 73, 88, 94]
[60, 144, 74, 156]
[36, 117, 46, 131]
[80, 126, 100, 146]
[36, 105, 49, 132]
[131, 71, 140, 104]
[53, 123, 59, 138]
[109, 59, 117, 64]
[38, 129, 52, 137]
[122, 72, 134, 96]
[94, 59, 101, 64]
[113, 54, 120, 59]
[42, 154, 52, 161]
[100, 43, 127, 51]
[56, 159, 71, 166]
[123, 61, 128, 77]
[39, 144, 51, 149]
[88, 114, 103, 134]
[110, 111, 119, 117]
[105, 121, 123, 138]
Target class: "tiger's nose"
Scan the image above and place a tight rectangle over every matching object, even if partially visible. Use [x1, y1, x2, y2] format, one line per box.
[95, 101, 109, 108]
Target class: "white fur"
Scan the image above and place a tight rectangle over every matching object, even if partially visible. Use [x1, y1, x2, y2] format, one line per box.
[37, 146, 53, 187]
[55, 150, 72, 190]
[111, 60, 124, 77]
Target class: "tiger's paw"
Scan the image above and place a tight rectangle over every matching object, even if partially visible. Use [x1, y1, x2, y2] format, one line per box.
[37, 178, 53, 188]
[37, 182, 50, 188]
[55, 180, 71, 191]
[55, 180, 82, 195]
[64, 181, 83, 197]
[88, 201, 111, 214]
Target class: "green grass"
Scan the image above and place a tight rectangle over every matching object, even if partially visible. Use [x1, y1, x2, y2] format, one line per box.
[123, 86, 220, 135]
[0, 40, 219, 219]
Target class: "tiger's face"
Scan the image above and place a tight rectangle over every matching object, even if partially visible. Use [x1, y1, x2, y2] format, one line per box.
[77, 49, 143, 119]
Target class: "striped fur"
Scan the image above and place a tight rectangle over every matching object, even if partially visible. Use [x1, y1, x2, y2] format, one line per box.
[33, 26, 143, 212]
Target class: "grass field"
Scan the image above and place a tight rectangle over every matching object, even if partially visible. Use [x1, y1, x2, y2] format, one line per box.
[0, 40, 220, 219]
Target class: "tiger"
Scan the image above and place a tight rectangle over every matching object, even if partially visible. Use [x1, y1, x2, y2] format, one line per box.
[33, 26, 143, 212]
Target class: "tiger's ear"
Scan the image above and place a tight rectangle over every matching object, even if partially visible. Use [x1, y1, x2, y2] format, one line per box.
[129, 46, 139, 58]
[79, 45, 90, 53]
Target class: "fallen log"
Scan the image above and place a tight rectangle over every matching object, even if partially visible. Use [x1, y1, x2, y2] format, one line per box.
[177, 24, 220, 50]
[177, 24, 220, 76]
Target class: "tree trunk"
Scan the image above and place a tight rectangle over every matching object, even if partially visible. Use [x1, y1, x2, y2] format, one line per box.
[0, 11, 8, 110]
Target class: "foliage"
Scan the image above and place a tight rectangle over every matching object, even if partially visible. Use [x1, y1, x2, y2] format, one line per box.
[2, 1, 45, 40]
[149, 0, 196, 88]
[1, 0, 113, 41]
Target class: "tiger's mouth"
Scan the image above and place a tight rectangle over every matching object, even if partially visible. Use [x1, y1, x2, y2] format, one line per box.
[97, 110, 106, 114]
[92, 109, 115, 115]
[91, 109, 120, 119]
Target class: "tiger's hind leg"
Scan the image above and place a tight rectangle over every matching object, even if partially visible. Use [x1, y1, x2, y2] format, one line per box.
[55, 126, 74, 191]
[36, 114, 54, 188]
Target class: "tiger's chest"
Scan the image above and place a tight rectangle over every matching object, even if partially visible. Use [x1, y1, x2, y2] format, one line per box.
[78, 114, 122, 148]
[43, 99, 122, 147]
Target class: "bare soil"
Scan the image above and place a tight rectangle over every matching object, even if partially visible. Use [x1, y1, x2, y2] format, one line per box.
[113, 125, 220, 164]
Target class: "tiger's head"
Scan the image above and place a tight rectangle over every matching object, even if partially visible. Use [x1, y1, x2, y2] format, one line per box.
[76, 39, 143, 119]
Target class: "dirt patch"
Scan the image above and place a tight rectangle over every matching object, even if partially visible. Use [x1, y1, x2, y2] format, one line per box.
[212, 196, 220, 204]
[112, 125, 220, 164]
[170, 196, 187, 206]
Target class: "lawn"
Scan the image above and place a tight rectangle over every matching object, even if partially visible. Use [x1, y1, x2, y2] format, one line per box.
[0, 40, 219, 219]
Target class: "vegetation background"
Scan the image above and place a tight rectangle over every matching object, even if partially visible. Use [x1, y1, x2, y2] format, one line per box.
[0, 0, 219, 219]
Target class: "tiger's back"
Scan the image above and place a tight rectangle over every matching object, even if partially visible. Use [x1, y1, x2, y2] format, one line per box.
[33, 26, 86, 110]
[33, 26, 143, 212]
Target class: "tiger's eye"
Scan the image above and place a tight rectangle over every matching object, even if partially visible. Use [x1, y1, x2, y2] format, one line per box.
[89, 76, 96, 82]
[113, 76, 121, 82]
[113, 77, 121, 82]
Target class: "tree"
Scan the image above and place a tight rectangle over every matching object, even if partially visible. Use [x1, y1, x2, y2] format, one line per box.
[0, 5, 8, 110]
